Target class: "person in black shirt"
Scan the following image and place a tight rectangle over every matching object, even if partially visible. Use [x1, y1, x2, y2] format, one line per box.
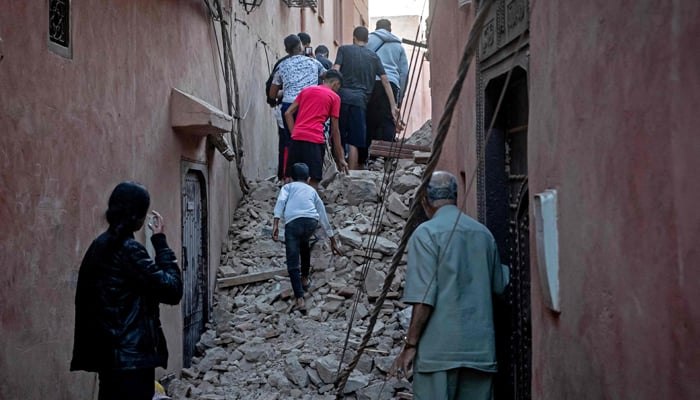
[314, 44, 334, 70]
[333, 26, 399, 170]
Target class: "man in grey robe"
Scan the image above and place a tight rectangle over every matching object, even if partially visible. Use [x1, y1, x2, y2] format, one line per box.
[392, 171, 510, 400]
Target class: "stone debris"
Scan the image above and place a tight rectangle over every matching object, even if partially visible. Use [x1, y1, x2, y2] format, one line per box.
[404, 119, 432, 147]
[166, 155, 429, 399]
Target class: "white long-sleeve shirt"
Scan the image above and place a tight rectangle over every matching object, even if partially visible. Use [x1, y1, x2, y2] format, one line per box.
[273, 182, 334, 237]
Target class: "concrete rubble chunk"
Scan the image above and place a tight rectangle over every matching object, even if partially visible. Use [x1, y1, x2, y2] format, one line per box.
[267, 371, 290, 389]
[199, 395, 226, 400]
[315, 354, 340, 384]
[249, 181, 278, 202]
[345, 179, 379, 205]
[239, 343, 267, 363]
[372, 236, 399, 256]
[344, 372, 371, 394]
[374, 356, 394, 373]
[365, 267, 386, 298]
[393, 173, 422, 194]
[166, 379, 192, 399]
[202, 370, 219, 383]
[218, 265, 236, 278]
[284, 356, 309, 387]
[357, 381, 395, 400]
[197, 346, 229, 374]
[387, 192, 410, 219]
[338, 227, 364, 249]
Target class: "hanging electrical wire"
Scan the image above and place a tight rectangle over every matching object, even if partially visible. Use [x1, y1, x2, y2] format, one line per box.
[333, 0, 434, 381]
[204, 0, 250, 194]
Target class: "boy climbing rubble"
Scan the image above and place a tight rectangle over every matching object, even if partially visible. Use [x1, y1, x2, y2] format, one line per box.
[272, 163, 341, 313]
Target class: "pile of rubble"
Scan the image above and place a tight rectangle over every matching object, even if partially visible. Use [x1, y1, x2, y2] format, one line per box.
[404, 120, 432, 147]
[167, 159, 427, 400]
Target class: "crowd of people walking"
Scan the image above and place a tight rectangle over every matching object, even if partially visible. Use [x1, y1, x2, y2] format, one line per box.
[266, 20, 409, 180]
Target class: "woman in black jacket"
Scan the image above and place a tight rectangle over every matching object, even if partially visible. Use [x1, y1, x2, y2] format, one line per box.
[71, 182, 183, 400]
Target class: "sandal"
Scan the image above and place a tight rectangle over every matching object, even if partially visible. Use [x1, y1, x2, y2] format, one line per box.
[290, 303, 307, 315]
[289, 298, 306, 315]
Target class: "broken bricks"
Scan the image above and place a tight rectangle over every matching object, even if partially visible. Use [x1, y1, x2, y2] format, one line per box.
[170, 158, 426, 399]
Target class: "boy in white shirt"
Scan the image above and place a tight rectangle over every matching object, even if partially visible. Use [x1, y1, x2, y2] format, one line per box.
[272, 163, 340, 312]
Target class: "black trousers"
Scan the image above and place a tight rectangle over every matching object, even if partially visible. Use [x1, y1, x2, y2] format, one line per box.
[98, 368, 155, 400]
[360, 81, 399, 165]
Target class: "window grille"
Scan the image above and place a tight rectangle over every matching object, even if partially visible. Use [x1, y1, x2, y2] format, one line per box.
[49, 0, 70, 48]
[281, 0, 318, 7]
[49, 0, 71, 58]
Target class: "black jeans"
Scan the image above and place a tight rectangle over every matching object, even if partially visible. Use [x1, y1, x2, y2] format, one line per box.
[284, 217, 318, 298]
[98, 368, 154, 400]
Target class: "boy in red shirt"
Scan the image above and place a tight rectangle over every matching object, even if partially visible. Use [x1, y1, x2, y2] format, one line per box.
[284, 70, 349, 188]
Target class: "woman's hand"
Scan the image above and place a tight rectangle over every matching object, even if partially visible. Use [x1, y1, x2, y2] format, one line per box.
[148, 210, 165, 234]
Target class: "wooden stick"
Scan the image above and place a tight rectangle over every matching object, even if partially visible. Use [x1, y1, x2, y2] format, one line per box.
[217, 268, 288, 288]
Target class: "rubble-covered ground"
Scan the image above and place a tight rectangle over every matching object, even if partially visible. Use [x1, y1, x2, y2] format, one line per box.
[166, 156, 427, 400]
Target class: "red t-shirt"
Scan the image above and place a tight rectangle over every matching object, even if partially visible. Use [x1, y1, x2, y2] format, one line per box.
[291, 85, 341, 144]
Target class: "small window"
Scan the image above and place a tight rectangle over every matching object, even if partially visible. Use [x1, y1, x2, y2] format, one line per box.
[48, 0, 71, 58]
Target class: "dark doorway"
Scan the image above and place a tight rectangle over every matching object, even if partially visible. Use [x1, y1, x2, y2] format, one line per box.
[182, 169, 208, 367]
[482, 67, 531, 400]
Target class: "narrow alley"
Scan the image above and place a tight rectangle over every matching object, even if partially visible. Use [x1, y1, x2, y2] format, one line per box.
[2, 1, 699, 400]
[166, 128, 433, 400]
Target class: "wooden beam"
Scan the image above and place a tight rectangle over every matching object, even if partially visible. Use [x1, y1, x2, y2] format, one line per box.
[217, 268, 288, 288]
[401, 38, 428, 49]
[369, 140, 432, 160]
[413, 151, 431, 164]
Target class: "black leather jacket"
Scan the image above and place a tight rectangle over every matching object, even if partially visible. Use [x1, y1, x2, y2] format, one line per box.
[71, 232, 182, 372]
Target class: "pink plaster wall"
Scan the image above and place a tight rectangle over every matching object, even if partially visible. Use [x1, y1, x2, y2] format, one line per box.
[428, 2, 479, 215]
[528, 1, 700, 398]
[430, 0, 700, 398]
[0, 0, 365, 397]
[0, 1, 235, 399]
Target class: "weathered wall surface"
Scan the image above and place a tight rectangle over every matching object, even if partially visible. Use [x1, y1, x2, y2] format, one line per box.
[528, 1, 700, 398]
[0, 2, 234, 399]
[0, 1, 360, 399]
[428, 2, 479, 215]
[0, 0, 365, 398]
[429, 0, 700, 398]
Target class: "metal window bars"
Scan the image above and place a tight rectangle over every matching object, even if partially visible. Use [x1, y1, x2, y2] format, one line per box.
[281, 0, 318, 8]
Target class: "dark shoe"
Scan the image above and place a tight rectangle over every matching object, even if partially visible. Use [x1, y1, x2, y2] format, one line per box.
[302, 277, 313, 292]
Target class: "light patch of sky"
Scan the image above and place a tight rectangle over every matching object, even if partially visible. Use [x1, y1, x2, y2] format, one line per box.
[369, 0, 429, 18]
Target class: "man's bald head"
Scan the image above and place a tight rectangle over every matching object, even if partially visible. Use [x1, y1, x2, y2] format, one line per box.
[426, 171, 458, 207]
